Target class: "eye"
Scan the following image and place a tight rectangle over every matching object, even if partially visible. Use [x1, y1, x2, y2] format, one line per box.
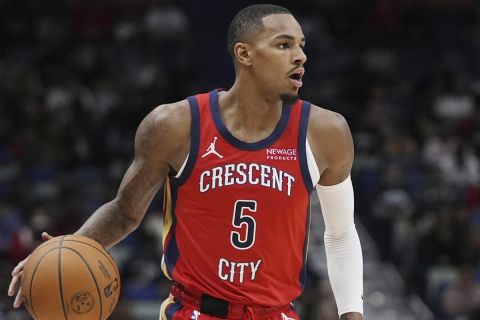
[278, 43, 290, 49]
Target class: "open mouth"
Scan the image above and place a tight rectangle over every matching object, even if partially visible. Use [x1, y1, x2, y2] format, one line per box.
[289, 73, 302, 81]
[288, 69, 304, 88]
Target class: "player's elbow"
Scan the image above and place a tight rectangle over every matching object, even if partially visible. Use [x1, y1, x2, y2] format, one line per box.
[325, 224, 357, 240]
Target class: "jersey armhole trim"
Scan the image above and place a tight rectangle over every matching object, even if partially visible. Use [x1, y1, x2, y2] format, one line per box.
[298, 101, 315, 193]
[174, 155, 189, 178]
[171, 95, 200, 186]
[306, 140, 320, 186]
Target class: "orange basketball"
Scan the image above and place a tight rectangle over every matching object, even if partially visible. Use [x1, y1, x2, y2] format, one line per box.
[21, 235, 121, 320]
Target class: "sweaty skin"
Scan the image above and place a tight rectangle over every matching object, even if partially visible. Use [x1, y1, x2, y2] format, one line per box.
[9, 13, 361, 320]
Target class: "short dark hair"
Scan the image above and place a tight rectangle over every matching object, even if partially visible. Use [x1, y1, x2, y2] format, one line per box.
[227, 4, 292, 59]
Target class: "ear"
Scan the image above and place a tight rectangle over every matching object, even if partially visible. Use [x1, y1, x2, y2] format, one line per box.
[234, 43, 254, 66]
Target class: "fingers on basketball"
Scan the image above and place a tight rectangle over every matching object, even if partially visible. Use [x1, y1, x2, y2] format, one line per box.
[21, 235, 121, 320]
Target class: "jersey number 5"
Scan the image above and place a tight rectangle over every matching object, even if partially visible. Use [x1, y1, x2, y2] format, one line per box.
[230, 200, 257, 250]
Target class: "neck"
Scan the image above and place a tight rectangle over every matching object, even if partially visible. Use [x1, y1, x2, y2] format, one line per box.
[217, 77, 284, 142]
[226, 75, 283, 109]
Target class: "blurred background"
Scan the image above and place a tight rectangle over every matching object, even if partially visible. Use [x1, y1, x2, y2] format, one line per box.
[0, 0, 479, 319]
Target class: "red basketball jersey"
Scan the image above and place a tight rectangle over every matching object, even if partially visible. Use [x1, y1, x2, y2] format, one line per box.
[162, 89, 313, 306]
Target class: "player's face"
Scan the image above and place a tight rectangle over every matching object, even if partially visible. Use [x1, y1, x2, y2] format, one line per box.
[250, 14, 307, 101]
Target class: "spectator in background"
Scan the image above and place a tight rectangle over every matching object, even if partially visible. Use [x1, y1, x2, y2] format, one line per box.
[442, 266, 480, 319]
[1, 0, 480, 319]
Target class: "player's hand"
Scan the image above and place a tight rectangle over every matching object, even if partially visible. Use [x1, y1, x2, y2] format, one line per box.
[7, 232, 53, 308]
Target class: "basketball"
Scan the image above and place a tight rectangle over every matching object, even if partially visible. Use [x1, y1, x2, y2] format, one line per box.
[20, 235, 121, 320]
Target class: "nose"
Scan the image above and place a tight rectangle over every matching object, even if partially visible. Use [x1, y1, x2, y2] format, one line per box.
[293, 46, 307, 65]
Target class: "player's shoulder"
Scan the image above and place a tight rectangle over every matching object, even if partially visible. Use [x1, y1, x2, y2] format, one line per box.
[149, 99, 191, 127]
[305, 103, 354, 173]
[135, 99, 191, 152]
[307, 103, 350, 136]
[141, 99, 191, 136]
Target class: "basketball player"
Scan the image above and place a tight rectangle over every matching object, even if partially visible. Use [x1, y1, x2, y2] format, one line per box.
[9, 4, 363, 319]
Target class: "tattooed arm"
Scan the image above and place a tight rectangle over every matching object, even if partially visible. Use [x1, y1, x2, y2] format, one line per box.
[75, 100, 190, 248]
[8, 100, 191, 307]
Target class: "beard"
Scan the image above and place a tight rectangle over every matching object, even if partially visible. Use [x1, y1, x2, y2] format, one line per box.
[280, 93, 300, 105]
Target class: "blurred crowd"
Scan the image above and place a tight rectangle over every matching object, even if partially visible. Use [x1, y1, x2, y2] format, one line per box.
[0, 0, 479, 319]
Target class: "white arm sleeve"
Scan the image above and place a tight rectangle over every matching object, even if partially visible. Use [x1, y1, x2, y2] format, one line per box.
[316, 175, 364, 317]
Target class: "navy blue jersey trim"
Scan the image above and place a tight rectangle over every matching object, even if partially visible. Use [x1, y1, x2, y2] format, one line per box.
[164, 181, 180, 276]
[164, 232, 180, 277]
[298, 101, 314, 192]
[165, 301, 183, 320]
[163, 95, 200, 276]
[171, 96, 200, 186]
[299, 201, 311, 290]
[209, 89, 292, 151]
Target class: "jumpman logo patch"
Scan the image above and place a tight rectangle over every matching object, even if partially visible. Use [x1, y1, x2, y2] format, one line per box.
[201, 136, 223, 159]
